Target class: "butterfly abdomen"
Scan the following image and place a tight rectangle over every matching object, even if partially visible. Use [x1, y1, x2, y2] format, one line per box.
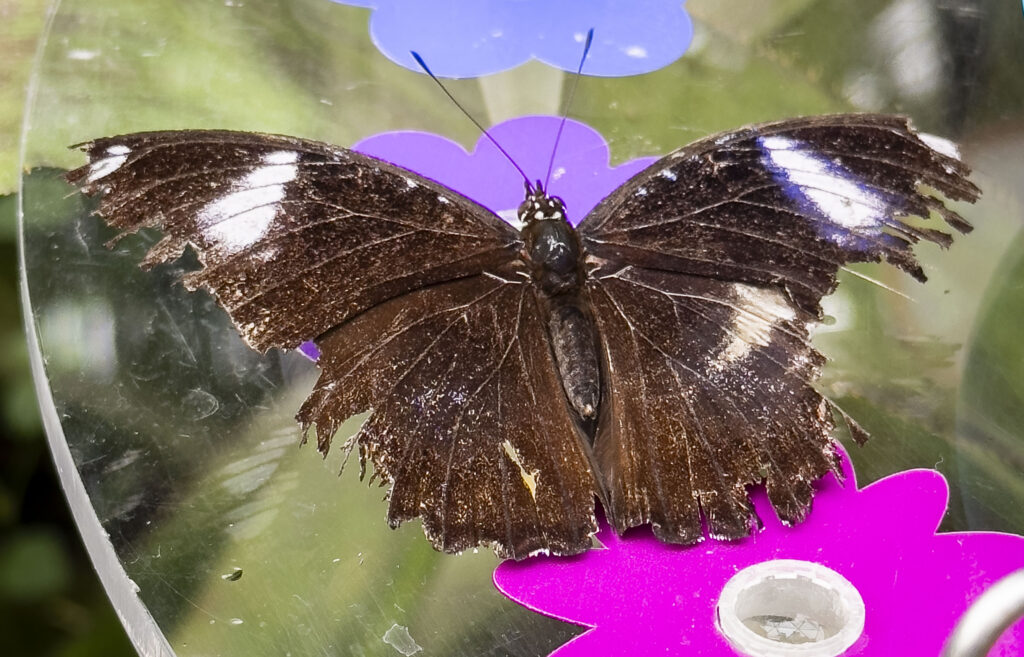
[520, 189, 603, 433]
[544, 298, 602, 431]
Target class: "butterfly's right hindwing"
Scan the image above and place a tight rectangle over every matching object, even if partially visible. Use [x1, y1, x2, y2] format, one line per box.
[587, 265, 837, 543]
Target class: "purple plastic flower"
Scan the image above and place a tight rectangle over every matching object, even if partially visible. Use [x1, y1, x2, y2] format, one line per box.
[331, 0, 693, 77]
[494, 449, 1024, 656]
[353, 116, 655, 222]
[299, 115, 653, 362]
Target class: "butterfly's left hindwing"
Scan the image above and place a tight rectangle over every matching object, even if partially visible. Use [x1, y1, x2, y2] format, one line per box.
[299, 273, 600, 559]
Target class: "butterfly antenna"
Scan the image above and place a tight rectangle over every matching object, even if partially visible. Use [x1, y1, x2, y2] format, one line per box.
[410, 51, 532, 188]
[543, 28, 594, 192]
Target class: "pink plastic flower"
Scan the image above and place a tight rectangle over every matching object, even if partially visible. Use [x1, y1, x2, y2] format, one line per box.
[495, 449, 1024, 656]
[287, 119, 1022, 656]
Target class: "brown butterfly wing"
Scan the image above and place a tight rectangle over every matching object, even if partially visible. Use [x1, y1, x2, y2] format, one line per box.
[579, 114, 979, 315]
[588, 266, 836, 542]
[298, 272, 599, 559]
[67, 131, 598, 558]
[66, 130, 521, 352]
[578, 114, 979, 541]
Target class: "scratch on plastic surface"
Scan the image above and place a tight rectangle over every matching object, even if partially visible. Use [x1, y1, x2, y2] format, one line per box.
[382, 623, 422, 655]
[156, 298, 197, 365]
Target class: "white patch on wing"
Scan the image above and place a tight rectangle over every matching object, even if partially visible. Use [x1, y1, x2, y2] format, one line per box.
[200, 150, 299, 254]
[918, 133, 960, 160]
[716, 283, 797, 365]
[86, 144, 132, 183]
[759, 135, 891, 232]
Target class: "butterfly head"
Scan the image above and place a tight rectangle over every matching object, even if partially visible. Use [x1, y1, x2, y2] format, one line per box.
[518, 180, 569, 227]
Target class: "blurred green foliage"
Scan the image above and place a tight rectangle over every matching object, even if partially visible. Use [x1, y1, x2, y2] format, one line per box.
[0, 0, 47, 194]
[0, 193, 136, 656]
[2, 0, 137, 653]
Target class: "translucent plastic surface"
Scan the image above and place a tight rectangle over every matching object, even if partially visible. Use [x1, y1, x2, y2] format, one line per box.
[19, 1, 1024, 655]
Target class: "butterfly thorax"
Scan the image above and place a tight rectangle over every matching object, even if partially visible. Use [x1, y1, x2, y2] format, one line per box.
[518, 187, 582, 296]
[518, 185, 602, 432]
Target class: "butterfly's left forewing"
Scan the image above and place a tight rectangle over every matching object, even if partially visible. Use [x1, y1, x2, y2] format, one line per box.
[68, 131, 599, 558]
[67, 131, 521, 352]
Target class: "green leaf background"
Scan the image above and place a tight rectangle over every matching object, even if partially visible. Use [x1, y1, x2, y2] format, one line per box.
[5, 0, 1024, 655]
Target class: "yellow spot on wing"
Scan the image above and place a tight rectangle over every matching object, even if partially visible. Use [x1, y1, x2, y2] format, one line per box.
[502, 440, 538, 500]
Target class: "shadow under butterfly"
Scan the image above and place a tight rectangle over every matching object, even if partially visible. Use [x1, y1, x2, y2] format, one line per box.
[66, 114, 979, 560]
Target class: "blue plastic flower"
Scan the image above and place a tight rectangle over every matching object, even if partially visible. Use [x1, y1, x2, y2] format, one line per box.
[332, 0, 693, 77]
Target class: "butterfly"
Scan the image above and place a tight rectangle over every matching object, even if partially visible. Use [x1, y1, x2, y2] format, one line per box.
[66, 114, 979, 560]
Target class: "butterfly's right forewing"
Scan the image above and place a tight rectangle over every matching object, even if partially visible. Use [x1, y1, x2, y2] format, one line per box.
[579, 115, 978, 315]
